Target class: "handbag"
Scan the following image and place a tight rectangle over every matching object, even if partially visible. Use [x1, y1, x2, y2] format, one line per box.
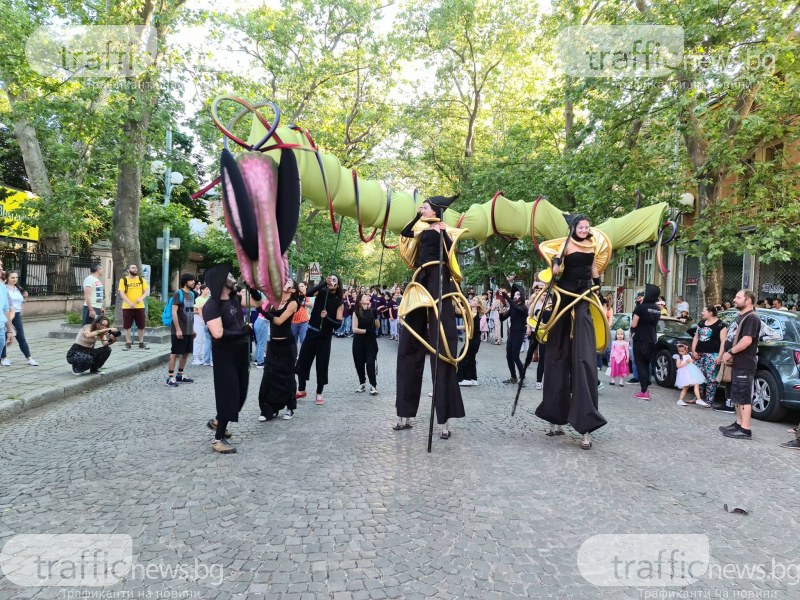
[715, 313, 757, 384]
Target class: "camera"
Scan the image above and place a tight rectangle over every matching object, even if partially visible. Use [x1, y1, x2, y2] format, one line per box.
[107, 328, 121, 339]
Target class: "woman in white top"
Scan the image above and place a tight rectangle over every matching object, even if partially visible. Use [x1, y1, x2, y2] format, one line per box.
[1, 271, 38, 366]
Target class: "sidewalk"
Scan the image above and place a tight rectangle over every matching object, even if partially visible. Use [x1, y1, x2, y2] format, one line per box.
[0, 317, 170, 422]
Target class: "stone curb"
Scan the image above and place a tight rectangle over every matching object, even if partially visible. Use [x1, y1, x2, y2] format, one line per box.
[0, 351, 171, 424]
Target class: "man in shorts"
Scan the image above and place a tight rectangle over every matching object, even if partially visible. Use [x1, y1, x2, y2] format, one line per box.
[166, 273, 197, 387]
[118, 264, 150, 350]
[718, 289, 760, 440]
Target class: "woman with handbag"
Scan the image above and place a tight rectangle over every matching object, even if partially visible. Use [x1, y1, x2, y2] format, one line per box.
[691, 305, 727, 407]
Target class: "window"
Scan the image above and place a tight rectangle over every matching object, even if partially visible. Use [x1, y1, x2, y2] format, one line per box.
[640, 249, 655, 287]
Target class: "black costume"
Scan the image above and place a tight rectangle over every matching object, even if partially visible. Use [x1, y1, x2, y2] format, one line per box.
[203, 264, 254, 439]
[632, 284, 662, 394]
[457, 313, 481, 383]
[534, 251, 607, 434]
[352, 306, 379, 387]
[396, 213, 465, 425]
[296, 281, 343, 394]
[501, 287, 527, 380]
[258, 300, 298, 418]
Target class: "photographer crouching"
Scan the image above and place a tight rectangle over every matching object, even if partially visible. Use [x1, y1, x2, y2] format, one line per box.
[66, 314, 120, 375]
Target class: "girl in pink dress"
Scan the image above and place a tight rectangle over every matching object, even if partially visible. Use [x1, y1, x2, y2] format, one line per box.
[609, 329, 630, 386]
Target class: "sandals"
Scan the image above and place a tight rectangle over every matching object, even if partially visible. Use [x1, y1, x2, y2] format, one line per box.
[206, 419, 232, 438]
[392, 423, 413, 431]
[440, 431, 451, 440]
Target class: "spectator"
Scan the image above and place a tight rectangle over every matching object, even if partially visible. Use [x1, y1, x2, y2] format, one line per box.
[1, 270, 38, 365]
[253, 298, 270, 368]
[66, 315, 118, 375]
[718, 289, 760, 440]
[166, 274, 197, 387]
[773, 298, 789, 311]
[291, 281, 311, 345]
[192, 285, 211, 366]
[674, 295, 689, 318]
[691, 304, 727, 408]
[118, 264, 150, 350]
[657, 297, 669, 316]
[82, 263, 105, 325]
[0, 259, 14, 363]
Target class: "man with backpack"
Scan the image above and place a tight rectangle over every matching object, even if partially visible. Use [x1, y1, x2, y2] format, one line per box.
[165, 273, 197, 387]
[118, 264, 150, 350]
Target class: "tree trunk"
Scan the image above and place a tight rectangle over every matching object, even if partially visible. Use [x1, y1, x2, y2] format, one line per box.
[6, 90, 73, 292]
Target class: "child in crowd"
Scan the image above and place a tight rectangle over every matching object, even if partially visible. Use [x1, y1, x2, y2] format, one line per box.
[609, 328, 630, 386]
[674, 342, 706, 406]
[479, 311, 488, 342]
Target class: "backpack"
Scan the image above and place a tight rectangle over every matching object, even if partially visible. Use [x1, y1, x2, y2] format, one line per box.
[161, 290, 184, 327]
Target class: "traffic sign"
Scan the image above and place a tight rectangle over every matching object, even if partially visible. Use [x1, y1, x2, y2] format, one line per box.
[308, 262, 321, 283]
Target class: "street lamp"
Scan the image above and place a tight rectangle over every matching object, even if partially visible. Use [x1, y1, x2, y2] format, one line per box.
[159, 124, 184, 301]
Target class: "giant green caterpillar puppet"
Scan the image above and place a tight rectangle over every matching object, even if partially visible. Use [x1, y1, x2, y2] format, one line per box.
[195, 96, 678, 318]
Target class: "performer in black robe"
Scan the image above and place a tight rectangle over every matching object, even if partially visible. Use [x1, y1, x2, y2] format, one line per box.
[534, 215, 608, 449]
[258, 278, 299, 420]
[395, 195, 468, 439]
[295, 274, 344, 405]
[203, 263, 263, 454]
[500, 285, 528, 383]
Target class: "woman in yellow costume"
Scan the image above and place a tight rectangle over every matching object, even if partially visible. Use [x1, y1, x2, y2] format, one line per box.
[393, 195, 470, 440]
[533, 215, 611, 450]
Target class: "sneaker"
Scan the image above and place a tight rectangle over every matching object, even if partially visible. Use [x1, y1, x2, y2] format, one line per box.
[677, 399, 688, 406]
[633, 391, 650, 400]
[696, 399, 711, 407]
[355, 383, 366, 393]
[26, 358, 39, 366]
[123, 343, 132, 351]
[1, 358, 10, 366]
[192, 360, 202, 366]
[176, 375, 194, 383]
[780, 439, 800, 449]
[535, 382, 542, 390]
[458, 380, 472, 387]
[712, 402, 736, 413]
[283, 410, 294, 420]
[369, 386, 378, 395]
[165, 378, 179, 387]
[628, 378, 639, 384]
[722, 428, 752, 440]
[212, 438, 237, 454]
[258, 415, 267, 422]
[470, 380, 478, 386]
[719, 422, 739, 432]
[315, 394, 324, 405]
[139, 342, 150, 350]
[72, 368, 82, 376]
[597, 382, 605, 391]
[255, 363, 264, 369]
[296, 391, 307, 399]
[503, 378, 518, 384]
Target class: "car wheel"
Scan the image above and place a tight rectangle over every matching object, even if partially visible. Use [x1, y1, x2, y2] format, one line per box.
[751, 370, 787, 422]
[654, 349, 676, 388]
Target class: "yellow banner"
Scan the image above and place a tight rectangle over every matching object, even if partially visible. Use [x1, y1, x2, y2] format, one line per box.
[0, 187, 39, 242]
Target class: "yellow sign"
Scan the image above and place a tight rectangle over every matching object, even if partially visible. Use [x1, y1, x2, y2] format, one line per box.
[0, 186, 39, 242]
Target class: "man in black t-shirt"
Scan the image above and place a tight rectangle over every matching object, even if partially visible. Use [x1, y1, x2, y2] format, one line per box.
[631, 284, 662, 400]
[166, 274, 197, 387]
[719, 289, 760, 440]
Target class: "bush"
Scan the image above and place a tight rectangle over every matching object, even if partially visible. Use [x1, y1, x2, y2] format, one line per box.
[146, 298, 166, 328]
[65, 311, 83, 324]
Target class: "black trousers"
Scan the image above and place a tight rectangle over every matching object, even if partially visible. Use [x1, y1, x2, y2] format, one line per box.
[457, 334, 480, 381]
[211, 341, 249, 422]
[395, 263, 465, 424]
[296, 328, 333, 391]
[536, 341, 546, 383]
[66, 344, 111, 373]
[632, 341, 655, 393]
[506, 329, 525, 379]
[352, 334, 378, 387]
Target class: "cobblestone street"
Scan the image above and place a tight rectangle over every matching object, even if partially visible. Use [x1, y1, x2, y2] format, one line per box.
[1, 335, 799, 599]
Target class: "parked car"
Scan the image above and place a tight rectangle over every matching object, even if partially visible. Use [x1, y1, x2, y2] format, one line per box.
[609, 313, 694, 389]
[706, 308, 800, 421]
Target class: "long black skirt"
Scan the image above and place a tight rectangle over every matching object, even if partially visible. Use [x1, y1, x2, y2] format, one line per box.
[535, 297, 607, 434]
[259, 337, 297, 417]
[211, 340, 249, 422]
[396, 263, 465, 424]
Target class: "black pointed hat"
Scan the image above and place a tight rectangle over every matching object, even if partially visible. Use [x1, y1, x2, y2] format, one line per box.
[426, 194, 460, 210]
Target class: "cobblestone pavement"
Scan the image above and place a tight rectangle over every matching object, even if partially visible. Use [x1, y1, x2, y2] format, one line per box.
[1, 334, 799, 600]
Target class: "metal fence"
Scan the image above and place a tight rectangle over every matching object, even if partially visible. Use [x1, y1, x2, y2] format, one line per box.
[0, 250, 98, 296]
